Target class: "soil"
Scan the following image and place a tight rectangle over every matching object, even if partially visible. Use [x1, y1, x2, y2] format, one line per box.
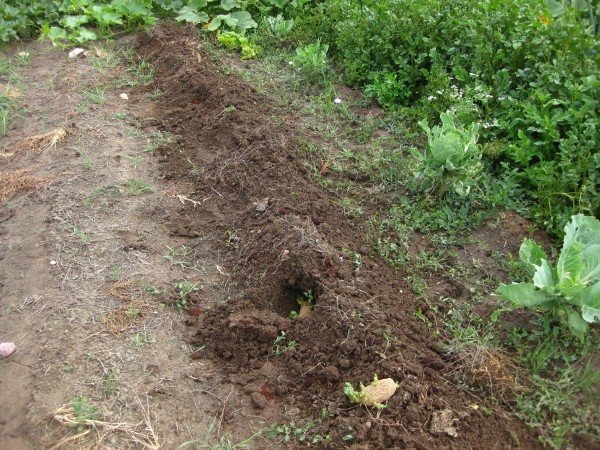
[0, 23, 553, 449]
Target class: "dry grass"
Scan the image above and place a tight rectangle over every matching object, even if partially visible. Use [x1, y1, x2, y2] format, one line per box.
[50, 396, 160, 450]
[100, 280, 149, 334]
[0, 168, 49, 205]
[15, 127, 67, 155]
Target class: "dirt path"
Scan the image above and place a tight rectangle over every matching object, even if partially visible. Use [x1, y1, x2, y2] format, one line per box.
[0, 36, 261, 449]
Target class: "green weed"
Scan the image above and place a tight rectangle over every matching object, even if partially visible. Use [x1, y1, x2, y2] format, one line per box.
[68, 396, 102, 431]
[123, 178, 154, 195]
[82, 85, 107, 104]
[70, 224, 90, 244]
[175, 281, 199, 311]
[75, 147, 93, 170]
[103, 369, 118, 395]
[131, 327, 155, 350]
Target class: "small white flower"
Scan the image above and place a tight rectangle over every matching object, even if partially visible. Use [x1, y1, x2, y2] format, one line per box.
[498, 96, 506, 101]
[288, 61, 294, 65]
[469, 72, 476, 76]
[427, 95, 437, 101]
[18, 51, 29, 58]
[334, 98, 342, 104]
[436, 90, 444, 95]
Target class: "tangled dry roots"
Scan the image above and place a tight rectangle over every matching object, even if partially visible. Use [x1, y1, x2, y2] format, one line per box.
[446, 343, 521, 397]
[0, 169, 49, 205]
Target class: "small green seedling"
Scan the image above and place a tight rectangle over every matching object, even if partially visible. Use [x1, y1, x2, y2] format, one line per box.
[272, 331, 297, 356]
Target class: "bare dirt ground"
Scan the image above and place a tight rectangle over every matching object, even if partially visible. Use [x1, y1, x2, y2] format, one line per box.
[0, 24, 556, 449]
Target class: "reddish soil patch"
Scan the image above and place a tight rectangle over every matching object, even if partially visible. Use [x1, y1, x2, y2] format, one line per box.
[135, 25, 543, 449]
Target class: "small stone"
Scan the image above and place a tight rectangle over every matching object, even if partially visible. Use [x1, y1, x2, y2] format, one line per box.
[120, 93, 129, 100]
[250, 392, 267, 409]
[0, 342, 16, 359]
[68, 48, 85, 58]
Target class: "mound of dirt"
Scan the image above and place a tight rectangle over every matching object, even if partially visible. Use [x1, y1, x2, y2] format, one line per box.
[134, 24, 542, 449]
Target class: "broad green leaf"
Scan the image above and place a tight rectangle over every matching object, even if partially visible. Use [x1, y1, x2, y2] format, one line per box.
[71, 28, 98, 43]
[91, 6, 123, 26]
[223, 15, 239, 28]
[577, 281, 600, 323]
[46, 26, 67, 42]
[61, 15, 88, 29]
[496, 283, 552, 307]
[519, 239, 548, 273]
[221, 0, 239, 11]
[206, 17, 222, 31]
[533, 259, 555, 290]
[571, 0, 588, 11]
[267, 0, 289, 7]
[581, 244, 600, 284]
[563, 215, 600, 247]
[567, 309, 589, 336]
[557, 241, 584, 289]
[175, 6, 209, 24]
[230, 11, 257, 32]
[545, 0, 565, 16]
[207, 14, 238, 30]
[189, 0, 208, 7]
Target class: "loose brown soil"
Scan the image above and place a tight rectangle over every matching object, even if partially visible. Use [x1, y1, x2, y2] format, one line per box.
[132, 24, 544, 449]
[0, 23, 556, 449]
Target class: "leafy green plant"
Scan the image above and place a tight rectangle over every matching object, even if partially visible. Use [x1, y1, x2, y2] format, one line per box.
[365, 72, 410, 109]
[218, 31, 260, 59]
[291, 40, 329, 83]
[496, 214, 600, 337]
[69, 396, 102, 431]
[259, 14, 294, 45]
[411, 112, 482, 197]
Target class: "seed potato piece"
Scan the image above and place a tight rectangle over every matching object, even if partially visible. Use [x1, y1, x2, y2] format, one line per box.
[361, 378, 397, 406]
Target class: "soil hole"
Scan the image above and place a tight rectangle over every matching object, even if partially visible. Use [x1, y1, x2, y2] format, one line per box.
[276, 286, 316, 319]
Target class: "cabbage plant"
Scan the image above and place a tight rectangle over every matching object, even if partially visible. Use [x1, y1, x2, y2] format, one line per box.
[412, 112, 482, 197]
[496, 215, 600, 337]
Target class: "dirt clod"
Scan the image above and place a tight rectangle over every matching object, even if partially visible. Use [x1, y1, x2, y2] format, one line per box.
[430, 409, 459, 438]
[250, 392, 268, 409]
